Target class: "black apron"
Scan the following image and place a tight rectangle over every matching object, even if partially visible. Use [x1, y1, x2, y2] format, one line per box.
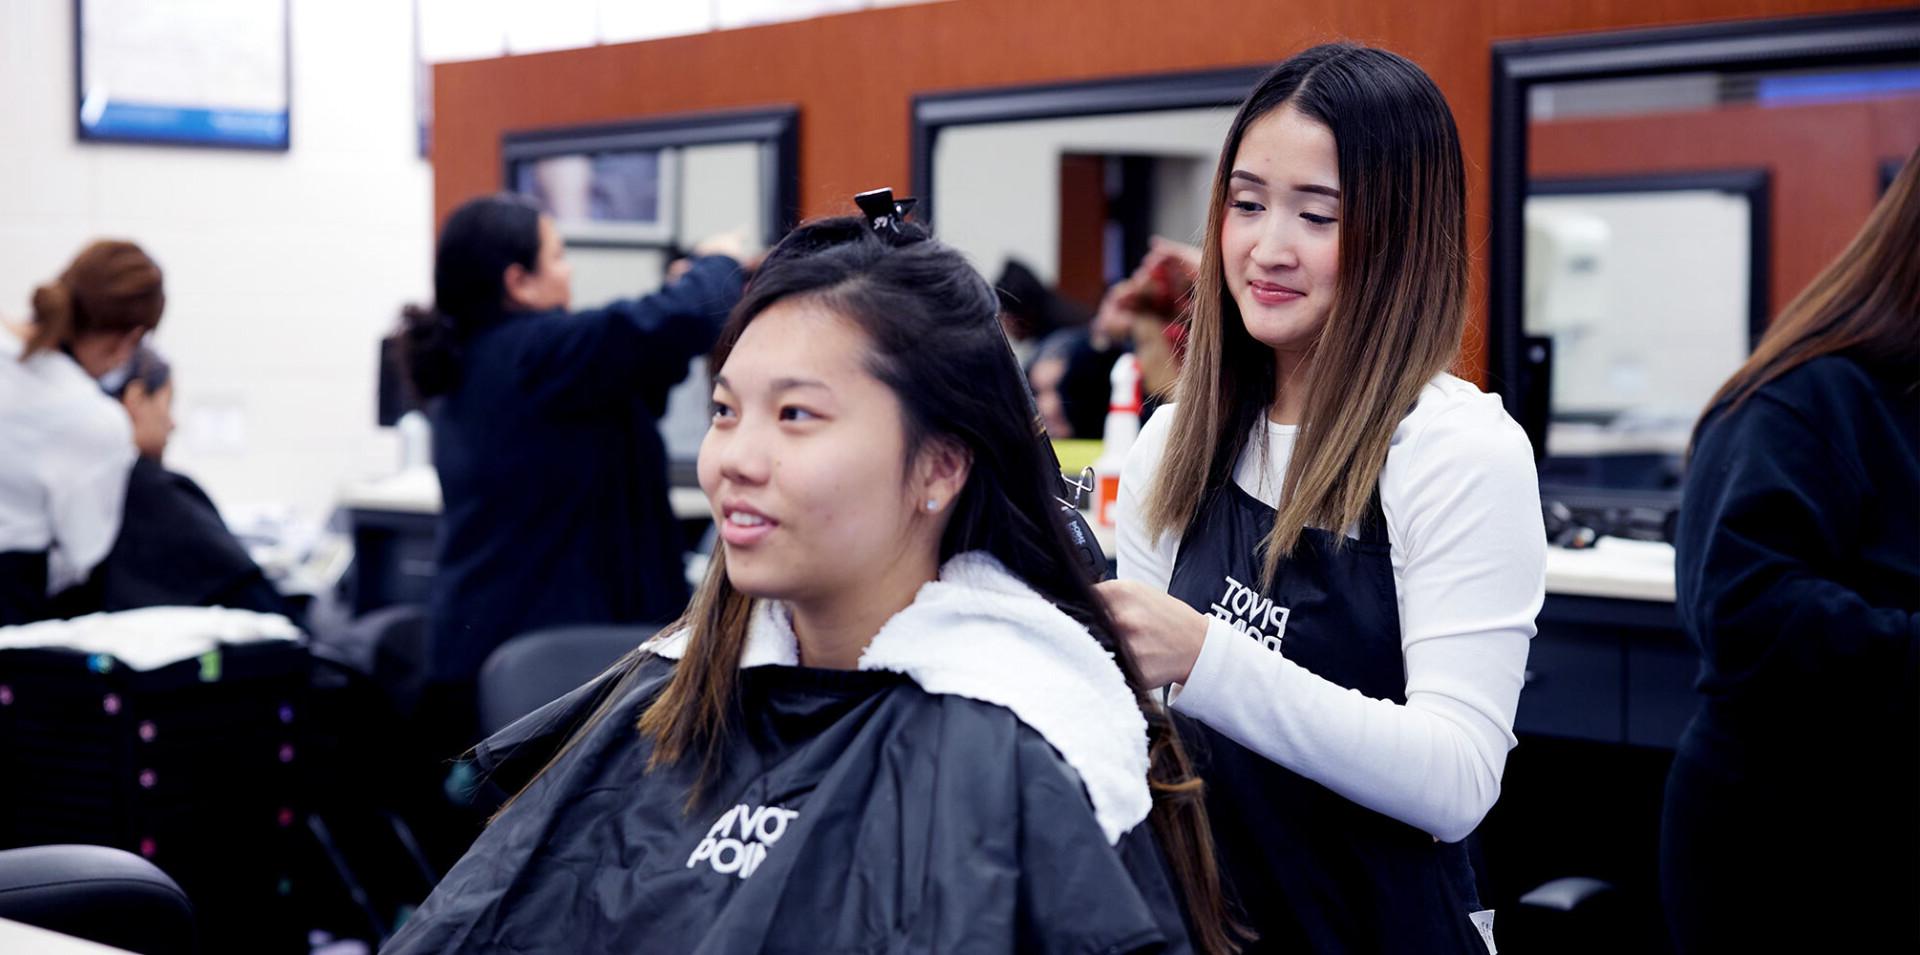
[1167, 483, 1487, 954]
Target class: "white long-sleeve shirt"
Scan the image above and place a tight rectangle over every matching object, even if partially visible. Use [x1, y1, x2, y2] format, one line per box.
[0, 330, 134, 593]
[1116, 372, 1545, 842]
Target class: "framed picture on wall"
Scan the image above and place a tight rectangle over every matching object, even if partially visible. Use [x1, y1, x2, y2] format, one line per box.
[74, 0, 291, 150]
[509, 149, 680, 247]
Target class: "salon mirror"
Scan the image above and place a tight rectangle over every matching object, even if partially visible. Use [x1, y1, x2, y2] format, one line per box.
[501, 108, 798, 482]
[1492, 12, 1920, 517]
[913, 69, 1259, 439]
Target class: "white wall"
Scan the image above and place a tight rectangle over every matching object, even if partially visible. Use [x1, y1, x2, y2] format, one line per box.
[1525, 190, 1752, 423]
[420, 0, 951, 60]
[932, 107, 1233, 284]
[0, 0, 433, 525]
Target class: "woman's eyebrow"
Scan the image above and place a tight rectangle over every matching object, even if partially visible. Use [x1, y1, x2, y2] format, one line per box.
[1231, 169, 1340, 200]
[710, 373, 831, 394]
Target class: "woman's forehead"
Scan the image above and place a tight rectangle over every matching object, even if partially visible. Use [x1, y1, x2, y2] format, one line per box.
[721, 299, 877, 389]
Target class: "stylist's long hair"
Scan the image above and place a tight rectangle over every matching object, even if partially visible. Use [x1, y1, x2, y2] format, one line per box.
[397, 193, 544, 398]
[516, 216, 1242, 954]
[1144, 44, 1468, 585]
[1698, 146, 1920, 427]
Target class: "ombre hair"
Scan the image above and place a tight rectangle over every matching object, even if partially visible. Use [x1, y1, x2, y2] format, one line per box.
[1143, 44, 1469, 584]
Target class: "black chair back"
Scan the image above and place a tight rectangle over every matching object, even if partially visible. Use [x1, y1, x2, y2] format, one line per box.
[476, 624, 657, 738]
[0, 844, 195, 955]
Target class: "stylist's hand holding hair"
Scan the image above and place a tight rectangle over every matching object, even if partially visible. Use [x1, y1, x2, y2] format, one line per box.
[1096, 579, 1207, 688]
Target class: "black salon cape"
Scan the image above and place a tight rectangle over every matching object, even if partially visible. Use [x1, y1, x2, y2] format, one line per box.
[96, 457, 288, 615]
[382, 654, 1193, 954]
[34, 457, 288, 620]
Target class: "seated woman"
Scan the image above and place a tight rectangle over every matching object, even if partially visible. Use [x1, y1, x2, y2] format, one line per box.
[92, 346, 289, 616]
[381, 205, 1239, 954]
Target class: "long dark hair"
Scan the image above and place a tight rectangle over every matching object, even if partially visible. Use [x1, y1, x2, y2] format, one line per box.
[1145, 43, 1468, 584]
[516, 216, 1243, 953]
[398, 193, 544, 398]
[1699, 146, 1920, 429]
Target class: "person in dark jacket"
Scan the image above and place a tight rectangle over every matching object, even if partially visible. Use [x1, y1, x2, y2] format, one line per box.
[382, 209, 1245, 954]
[90, 345, 290, 616]
[1662, 149, 1919, 954]
[397, 194, 746, 694]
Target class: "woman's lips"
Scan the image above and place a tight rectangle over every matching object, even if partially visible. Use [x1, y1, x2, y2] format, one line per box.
[718, 502, 778, 547]
[1248, 280, 1305, 306]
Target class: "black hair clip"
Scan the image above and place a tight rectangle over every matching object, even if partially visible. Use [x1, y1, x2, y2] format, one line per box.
[854, 188, 919, 238]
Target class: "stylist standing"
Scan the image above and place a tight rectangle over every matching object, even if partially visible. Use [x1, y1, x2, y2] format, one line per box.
[0, 241, 164, 625]
[1660, 152, 1918, 954]
[399, 194, 746, 693]
[1102, 45, 1544, 953]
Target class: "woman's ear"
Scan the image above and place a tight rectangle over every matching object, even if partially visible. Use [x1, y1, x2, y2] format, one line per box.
[502, 262, 532, 309]
[915, 437, 973, 515]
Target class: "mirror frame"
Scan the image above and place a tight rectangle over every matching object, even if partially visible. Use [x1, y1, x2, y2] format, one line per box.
[500, 105, 800, 249]
[908, 66, 1268, 228]
[1489, 9, 1920, 502]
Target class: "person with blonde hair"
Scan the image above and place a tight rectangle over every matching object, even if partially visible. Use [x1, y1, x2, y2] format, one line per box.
[1103, 44, 1545, 952]
[0, 241, 165, 624]
[1661, 149, 1919, 954]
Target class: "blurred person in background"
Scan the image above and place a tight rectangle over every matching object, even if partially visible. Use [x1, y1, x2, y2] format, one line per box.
[396, 193, 747, 739]
[1109, 237, 1200, 421]
[1661, 148, 1919, 955]
[994, 257, 1085, 369]
[89, 345, 290, 617]
[0, 241, 162, 625]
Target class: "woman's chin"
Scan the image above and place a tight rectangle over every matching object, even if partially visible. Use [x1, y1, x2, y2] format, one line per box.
[721, 558, 796, 603]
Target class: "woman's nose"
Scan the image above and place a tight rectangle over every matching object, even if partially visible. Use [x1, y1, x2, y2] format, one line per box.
[1250, 224, 1300, 271]
[712, 422, 771, 486]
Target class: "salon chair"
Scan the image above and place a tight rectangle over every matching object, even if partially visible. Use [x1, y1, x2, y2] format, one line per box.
[476, 624, 658, 737]
[0, 844, 195, 955]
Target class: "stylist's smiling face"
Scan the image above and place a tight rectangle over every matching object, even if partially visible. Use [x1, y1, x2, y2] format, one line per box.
[1220, 105, 1342, 353]
[698, 298, 921, 604]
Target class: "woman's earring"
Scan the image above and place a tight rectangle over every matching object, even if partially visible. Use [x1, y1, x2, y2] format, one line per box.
[926, 499, 940, 512]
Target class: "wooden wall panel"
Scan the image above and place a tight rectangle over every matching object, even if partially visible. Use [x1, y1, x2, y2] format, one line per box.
[433, 0, 1908, 380]
[1056, 154, 1109, 313]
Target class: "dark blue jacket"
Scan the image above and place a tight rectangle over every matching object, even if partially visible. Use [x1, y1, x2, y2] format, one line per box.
[1676, 351, 1919, 743]
[426, 256, 744, 682]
